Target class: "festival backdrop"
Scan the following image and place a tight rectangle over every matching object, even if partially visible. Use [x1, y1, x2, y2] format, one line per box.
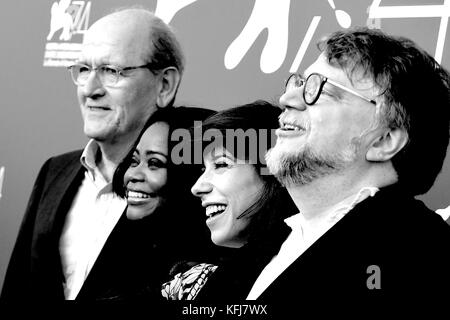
[1, 0, 449, 291]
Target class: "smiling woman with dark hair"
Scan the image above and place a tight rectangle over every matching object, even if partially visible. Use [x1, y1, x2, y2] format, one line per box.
[161, 101, 297, 301]
[97, 106, 216, 301]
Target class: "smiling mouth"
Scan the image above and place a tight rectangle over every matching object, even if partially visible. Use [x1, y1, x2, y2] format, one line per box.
[205, 204, 227, 220]
[127, 190, 151, 199]
[279, 121, 305, 132]
[126, 190, 154, 205]
[87, 106, 110, 111]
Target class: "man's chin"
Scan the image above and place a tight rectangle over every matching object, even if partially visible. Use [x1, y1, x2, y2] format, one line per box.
[266, 145, 300, 173]
[265, 147, 293, 185]
[83, 127, 112, 142]
[266, 145, 348, 187]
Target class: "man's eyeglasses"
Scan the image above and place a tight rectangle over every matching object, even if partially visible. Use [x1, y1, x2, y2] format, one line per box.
[285, 73, 377, 106]
[67, 63, 155, 87]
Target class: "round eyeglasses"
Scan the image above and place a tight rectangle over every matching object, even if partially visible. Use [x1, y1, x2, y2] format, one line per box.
[67, 63, 154, 87]
[285, 73, 377, 106]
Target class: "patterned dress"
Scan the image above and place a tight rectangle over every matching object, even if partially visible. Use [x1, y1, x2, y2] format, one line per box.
[161, 263, 218, 300]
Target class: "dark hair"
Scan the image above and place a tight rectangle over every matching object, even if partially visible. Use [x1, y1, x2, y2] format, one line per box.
[112, 106, 217, 262]
[199, 101, 297, 247]
[113, 106, 214, 198]
[200, 100, 280, 171]
[319, 27, 450, 195]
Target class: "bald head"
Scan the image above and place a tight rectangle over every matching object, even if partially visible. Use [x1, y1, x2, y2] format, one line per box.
[74, 8, 185, 161]
[83, 8, 184, 74]
[84, 10, 152, 65]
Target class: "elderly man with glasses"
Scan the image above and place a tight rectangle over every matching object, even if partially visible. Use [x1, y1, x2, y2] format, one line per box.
[247, 27, 450, 308]
[2, 8, 186, 301]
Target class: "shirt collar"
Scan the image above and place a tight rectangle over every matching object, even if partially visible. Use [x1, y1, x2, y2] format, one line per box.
[80, 139, 100, 171]
[284, 186, 379, 233]
[80, 139, 107, 184]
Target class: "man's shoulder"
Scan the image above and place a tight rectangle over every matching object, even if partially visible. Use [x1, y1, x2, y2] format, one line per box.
[356, 184, 450, 250]
[49, 149, 83, 162]
[35, 149, 84, 185]
[43, 149, 83, 169]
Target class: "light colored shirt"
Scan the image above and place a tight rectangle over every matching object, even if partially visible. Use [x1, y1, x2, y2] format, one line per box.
[247, 187, 379, 300]
[59, 140, 126, 300]
[436, 205, 450, 221]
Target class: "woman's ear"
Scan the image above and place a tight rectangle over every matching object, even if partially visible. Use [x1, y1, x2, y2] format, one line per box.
[366, 127, 408, 162]
[156, 67, 181, 108]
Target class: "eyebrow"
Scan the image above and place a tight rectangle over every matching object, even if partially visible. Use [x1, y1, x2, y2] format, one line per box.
[326, 77, 376, 104]
[302, 71, 340, 96]
[210, 150, 235, 161]
[75, 60, 121, 67]
[145, 150, 168, 158]
[134, 149, 168, 159]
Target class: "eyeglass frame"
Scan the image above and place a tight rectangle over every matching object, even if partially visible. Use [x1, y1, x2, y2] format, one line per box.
[67, 62, 158, 87]
[285, 72, 377, 106]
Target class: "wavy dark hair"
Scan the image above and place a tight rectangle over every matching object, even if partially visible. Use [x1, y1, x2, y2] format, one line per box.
[198, 100, 297, 250]
[319, 27, 450, 195]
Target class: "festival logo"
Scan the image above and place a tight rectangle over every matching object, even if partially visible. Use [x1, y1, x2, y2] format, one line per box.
[155, 0, 364, 74]
[43, 0, 91, 67]
[155, 0, 447, 72]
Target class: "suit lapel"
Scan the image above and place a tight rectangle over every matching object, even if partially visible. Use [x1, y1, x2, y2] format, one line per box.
[258, 194, 386, 300]
[31, 152, 85, 298]
[34, 153, 85, 238]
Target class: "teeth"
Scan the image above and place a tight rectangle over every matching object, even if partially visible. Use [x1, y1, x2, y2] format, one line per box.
[282, 123, 301, 131]
[206, 205, 227, 218]
[127, 191, 150, 199]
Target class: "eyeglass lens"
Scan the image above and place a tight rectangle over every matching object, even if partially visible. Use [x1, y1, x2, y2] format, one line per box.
[72, 65, 119, 85]
[285, 74, 322, 105]
[304, 74, 322, 104]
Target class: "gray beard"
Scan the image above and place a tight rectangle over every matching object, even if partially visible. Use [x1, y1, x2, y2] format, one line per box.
[266, 146, 352, 187]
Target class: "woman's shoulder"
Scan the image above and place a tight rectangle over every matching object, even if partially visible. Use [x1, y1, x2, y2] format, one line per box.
[161, 262, 218, 300]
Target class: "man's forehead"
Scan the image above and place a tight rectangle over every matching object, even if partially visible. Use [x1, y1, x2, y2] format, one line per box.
[81, 11, 152, 58]
[79, 24, 151, 65]
[304, 54, 347, 83]
[305, 54, 377, 93]
[84, 18, 149, 46]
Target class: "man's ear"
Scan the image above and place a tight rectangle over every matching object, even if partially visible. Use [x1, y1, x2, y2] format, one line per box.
[366, 128, 408, 162]
[156, 67, 181, 108]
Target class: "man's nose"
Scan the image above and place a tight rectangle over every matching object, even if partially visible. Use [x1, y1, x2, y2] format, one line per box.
[279, 87, 307, 111]
[81, 71, 106, 98]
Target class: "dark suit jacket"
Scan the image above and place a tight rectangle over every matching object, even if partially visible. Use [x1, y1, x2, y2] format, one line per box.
[1, 150, 196, 302]
[2, 151, 84, 300]
[257, 184, 450, 308]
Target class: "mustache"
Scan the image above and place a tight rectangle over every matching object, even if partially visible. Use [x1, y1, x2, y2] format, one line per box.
[278, 113, 309, 130]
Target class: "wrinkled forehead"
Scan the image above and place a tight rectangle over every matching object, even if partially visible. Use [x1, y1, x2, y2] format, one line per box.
[80, 13, 152, 64]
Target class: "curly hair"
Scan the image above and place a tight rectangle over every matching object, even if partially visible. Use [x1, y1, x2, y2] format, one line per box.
[319, 27, 450, 195]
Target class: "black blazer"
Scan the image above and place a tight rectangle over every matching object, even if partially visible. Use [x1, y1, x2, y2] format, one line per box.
[257, 184, 450, 309]
[2, 151, 84, 300]
[0, 151, 173, 301]
[2, 149, 216, 302]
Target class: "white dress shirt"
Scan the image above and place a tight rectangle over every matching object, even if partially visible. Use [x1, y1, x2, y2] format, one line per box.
[59, 140, 127, 300]
[436, 205, 450, 221]
[247, 187, 379, 300]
